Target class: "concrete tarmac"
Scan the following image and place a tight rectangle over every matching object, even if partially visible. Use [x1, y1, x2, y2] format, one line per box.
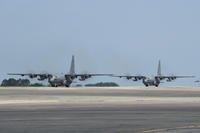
[0, 87, 200, 133]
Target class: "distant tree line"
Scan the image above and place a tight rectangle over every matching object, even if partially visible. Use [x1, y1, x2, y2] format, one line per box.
[1, 78, 44, 87]
[1, 78, 119, 87]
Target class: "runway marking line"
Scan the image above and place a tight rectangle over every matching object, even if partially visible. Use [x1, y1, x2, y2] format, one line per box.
[142, 125, 200, 133]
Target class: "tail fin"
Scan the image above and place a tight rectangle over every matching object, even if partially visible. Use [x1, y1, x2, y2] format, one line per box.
[69, 55, 75, 75]
[157, 60, 161, 76]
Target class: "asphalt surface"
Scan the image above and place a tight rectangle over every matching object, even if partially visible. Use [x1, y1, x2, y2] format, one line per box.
[0, 87, 200, 133]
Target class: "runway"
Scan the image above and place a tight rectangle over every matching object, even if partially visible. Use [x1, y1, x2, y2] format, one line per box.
[0, 87, 200, 133]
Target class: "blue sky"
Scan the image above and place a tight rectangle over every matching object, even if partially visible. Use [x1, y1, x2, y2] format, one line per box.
[0, 0, 199, 86]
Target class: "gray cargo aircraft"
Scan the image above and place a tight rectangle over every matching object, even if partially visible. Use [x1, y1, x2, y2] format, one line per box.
[8, 56, 112, 87]
[114, 60, 194, 87]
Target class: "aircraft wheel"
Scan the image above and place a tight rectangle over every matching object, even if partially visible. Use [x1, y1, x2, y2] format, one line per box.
[65, 85, 69, 87]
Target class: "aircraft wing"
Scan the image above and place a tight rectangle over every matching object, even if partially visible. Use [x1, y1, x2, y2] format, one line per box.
[8, 73, 53, 80]
[113, 75, 146, 81]
[65, 74, 113, 81]
[8, 73, 33, 76]
[155, 75, 195, 81]
[65, 74, 113, 77]
[75, 74, 113, 76]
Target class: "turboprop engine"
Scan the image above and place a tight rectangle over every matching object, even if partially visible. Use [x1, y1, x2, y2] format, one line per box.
[79, 75, 91, 81]
[167, 77, 176, 82]
[29, 74, 37, 79]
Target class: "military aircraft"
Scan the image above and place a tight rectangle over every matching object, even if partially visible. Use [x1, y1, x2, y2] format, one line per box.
[8, 56, 112, 87]
[113, 60, 194, 87]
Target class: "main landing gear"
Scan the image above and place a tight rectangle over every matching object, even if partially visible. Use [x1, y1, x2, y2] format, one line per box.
[65, 84, 70, 87]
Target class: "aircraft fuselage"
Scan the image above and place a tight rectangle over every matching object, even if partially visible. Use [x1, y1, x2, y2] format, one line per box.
[142, 77, 160, 87]
[48, 76, 72, 87]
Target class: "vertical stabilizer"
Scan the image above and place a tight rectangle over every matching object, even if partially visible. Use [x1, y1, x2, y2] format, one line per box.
[157, 60, 161, 76]
[69, 55, 75, 75]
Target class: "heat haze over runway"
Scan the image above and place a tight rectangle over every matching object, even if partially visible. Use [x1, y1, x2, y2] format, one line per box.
[0, 87, 200, 133]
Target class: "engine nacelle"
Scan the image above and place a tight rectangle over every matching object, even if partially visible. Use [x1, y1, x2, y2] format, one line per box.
[37, 76, 46, 81]
[167, 77, 176, 82]
[156, 77, 164, 81]
[166, 79, 172, 82]
[172, 77, 176, 80]
[79, 75, 91, 81]
[65, 75, 76, 80]
[126, 77, 132, 80]
[133, 78, 138, 81]
[29, 74, 37, 79]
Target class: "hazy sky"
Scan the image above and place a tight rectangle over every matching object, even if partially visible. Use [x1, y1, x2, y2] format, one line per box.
[0, 0, 200, 86]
